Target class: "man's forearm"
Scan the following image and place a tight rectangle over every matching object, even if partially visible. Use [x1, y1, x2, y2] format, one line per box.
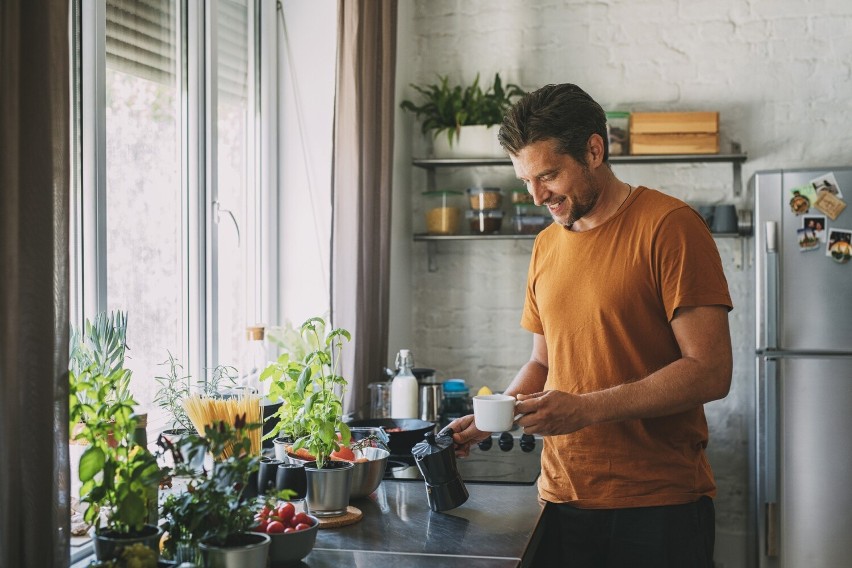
[504, 359, 548, 398]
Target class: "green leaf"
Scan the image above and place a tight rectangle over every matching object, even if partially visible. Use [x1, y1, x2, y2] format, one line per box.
[78, 446, 105, 482]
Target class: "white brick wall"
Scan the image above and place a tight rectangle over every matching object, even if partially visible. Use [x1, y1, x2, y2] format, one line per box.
[392, 1, 852, 566]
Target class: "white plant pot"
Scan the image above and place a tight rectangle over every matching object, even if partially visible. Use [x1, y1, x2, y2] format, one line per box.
[431, 124, 505, 159]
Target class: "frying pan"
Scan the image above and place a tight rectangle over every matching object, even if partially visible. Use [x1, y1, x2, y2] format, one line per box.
[345, 418, 436, 456]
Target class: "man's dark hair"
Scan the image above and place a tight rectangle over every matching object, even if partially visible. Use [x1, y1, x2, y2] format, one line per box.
[498, 83, 609, 165]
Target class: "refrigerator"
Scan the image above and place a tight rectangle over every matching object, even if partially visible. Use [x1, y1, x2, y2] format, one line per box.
[752, 167, 852, 567]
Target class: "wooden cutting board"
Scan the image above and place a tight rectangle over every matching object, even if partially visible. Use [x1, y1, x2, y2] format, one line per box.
[316, 505, 362, 529]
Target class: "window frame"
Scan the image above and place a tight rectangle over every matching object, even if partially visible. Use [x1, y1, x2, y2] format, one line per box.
[72, 0, 278, 402]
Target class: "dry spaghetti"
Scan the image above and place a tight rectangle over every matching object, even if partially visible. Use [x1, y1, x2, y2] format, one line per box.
[183, 394, 262, 457]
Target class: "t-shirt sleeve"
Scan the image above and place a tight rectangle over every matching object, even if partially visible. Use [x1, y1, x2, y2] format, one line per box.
[521, 238, 544, 334]
[654, 206, 734, 321]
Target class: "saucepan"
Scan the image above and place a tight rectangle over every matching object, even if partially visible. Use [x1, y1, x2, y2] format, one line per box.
[345, 418, 436, 456]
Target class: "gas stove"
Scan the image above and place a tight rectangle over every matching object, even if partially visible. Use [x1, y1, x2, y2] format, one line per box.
[383, 430, 542, 486]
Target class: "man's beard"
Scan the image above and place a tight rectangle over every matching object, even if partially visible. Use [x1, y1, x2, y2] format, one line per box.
[550, 167, 600, 228]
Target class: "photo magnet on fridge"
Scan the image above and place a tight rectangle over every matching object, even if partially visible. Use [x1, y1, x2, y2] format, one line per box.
[802, 215, 827, 242]
[809, 172, 843, 199]
[789, 187, 812, 215]
[814, 191, 847, 221]
[798, 228, 820, 252]
[826, 228, 852, 264]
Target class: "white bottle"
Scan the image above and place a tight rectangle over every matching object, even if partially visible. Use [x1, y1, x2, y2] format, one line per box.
[391, 349, 419, 419]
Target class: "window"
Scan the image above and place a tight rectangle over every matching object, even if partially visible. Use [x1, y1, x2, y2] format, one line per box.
[72, 0, 270, 429]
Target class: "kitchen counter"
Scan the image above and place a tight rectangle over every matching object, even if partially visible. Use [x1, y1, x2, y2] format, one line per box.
[70, 479, 544, 568]
[302, 479, 545, 567]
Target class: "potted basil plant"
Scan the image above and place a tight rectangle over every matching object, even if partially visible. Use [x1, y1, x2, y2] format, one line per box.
[261, 317, 354, 516]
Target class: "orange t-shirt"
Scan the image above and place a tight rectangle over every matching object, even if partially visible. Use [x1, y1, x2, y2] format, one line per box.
[521, 186, 733, 509]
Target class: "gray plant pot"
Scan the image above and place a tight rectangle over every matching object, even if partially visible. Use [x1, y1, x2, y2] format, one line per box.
[304, 460, 354, 517]
[199, 531, 270, 568]
[92, 524, 163, 562]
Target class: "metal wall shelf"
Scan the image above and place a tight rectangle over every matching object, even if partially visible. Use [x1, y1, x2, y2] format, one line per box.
[414, 225, 752, 272]
[413, 144, 747, 197]
[412, 144, 749, 270]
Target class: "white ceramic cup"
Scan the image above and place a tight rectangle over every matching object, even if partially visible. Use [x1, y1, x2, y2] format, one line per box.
[473, 394, 518, 432]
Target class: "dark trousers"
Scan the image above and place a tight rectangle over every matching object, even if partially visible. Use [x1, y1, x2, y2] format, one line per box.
[532, 497, 715, 568]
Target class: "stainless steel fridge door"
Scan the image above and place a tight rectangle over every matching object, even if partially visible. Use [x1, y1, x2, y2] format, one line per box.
[754, 168, 852, 351]
[755, 354, 852, 568]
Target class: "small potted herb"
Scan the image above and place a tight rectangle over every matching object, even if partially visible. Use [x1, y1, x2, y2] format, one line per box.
[153, 353, 238, 470]
[158, 415, 268, 566]
[154, 351, 194, 434]
[69, 311, 165, 562]
[400, 72, 525, 156]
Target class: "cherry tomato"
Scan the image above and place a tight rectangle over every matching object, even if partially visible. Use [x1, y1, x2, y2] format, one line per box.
[283, 527, 296, 534]
[259, 505, 272, 519]
[292, 512, 311, 527]
[266, 520, 285, 534]
[252, 518, 269, 532]
[276, 502, 295, 524]
[294, 522, 311, 532]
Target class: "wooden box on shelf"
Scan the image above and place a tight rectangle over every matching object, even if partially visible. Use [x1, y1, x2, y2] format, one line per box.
[629, 111, 719, 155]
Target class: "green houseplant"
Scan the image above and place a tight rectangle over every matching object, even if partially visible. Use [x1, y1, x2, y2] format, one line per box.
[261, 316, 352, 468]
[153, 352, 239, 433]
[158, 416, 269, 566]
[154, 351, 194, 434]
[400, 72, 525, 148]
[68, 311, 165, 561]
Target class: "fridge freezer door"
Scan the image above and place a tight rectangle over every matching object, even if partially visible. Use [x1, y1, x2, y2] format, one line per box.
[753, 168, 852, 351]
[755, 354, 852, 568]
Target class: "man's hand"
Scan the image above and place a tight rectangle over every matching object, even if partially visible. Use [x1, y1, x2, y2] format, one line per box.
[445, 414, 490, 457]
[515, 390, 589, 436]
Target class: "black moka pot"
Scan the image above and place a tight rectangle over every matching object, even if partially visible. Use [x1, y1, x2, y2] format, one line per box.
[412, 428, 469, 512]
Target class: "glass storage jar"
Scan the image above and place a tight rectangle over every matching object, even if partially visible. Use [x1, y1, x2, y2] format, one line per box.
[513, 214, 552, 235]
[423, 190, 463, 235]
[466, 209, 504, 234]
[466, 187, 503, 211]
[605, 111, 630, 156]
[510, 188, 535, 205]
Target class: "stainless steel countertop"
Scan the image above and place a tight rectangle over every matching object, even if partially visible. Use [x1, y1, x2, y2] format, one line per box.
[304, 479, 545, 567]
[70, 479, 544, 568]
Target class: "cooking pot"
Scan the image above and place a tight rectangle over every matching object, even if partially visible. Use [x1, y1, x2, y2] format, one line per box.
[412, 367, 436, 382]
[345, 418, 436, 456]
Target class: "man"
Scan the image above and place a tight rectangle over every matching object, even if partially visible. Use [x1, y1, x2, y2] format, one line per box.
[448, 84, 733, 567]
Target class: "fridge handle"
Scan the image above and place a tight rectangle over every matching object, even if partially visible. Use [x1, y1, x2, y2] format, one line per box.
[765, 220, 778, 253]
[764, 222, 779, 349]
[763, 357, 779, 557]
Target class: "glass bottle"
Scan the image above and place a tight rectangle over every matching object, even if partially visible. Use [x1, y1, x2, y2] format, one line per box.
[242, 325, 267, 395]
[391, 349, 419, 419]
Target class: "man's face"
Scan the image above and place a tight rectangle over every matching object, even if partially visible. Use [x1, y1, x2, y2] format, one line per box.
[509, 138, 601, 228]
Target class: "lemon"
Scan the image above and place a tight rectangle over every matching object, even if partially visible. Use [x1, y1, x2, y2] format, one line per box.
[477, 385, 493, 396]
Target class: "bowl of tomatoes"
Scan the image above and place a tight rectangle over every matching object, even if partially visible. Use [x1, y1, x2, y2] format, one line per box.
[349, 446, 390, 499]
[253, 502, 319, 567]
[280, 442, 390, 500]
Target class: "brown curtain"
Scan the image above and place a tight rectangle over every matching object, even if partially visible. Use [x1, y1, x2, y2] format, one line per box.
[0, 0, 71, 566]
[331, 0, 397, 416]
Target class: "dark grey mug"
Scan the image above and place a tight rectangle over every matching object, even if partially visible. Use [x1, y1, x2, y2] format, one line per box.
[712, 204, 738, 234]
[276, 462, 307, 500]
[257, 457, 283, 495]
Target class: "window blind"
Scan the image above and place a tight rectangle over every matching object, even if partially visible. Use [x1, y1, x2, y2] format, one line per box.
[105, 0, 249, 102]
